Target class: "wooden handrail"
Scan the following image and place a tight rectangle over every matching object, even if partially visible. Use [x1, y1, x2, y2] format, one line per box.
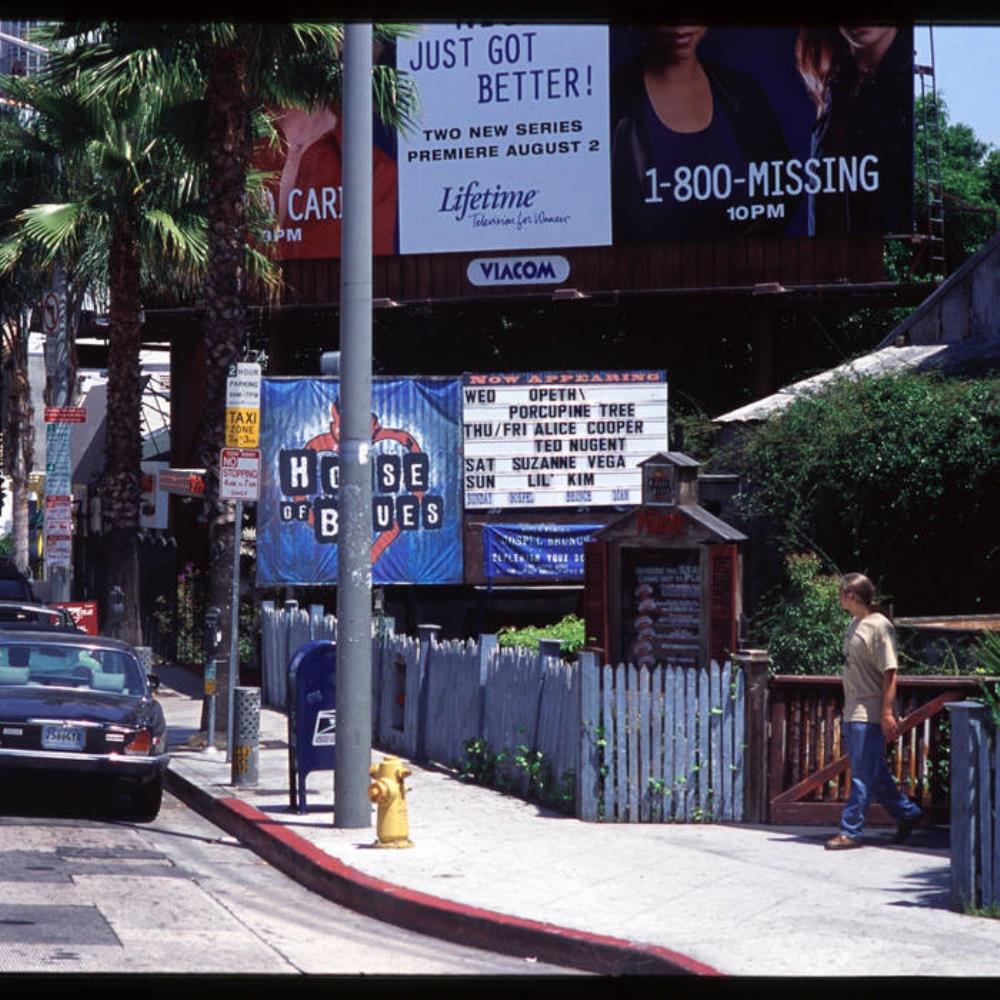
[769, 687, 970, 807]
[771, 675, 983, 688]
[771, 754, 850, 805]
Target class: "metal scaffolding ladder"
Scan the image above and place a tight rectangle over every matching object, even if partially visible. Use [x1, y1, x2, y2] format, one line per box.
[915, 25, 946, 273]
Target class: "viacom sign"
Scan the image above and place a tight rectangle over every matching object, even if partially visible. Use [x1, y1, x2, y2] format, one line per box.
[467, 255, 570, 287]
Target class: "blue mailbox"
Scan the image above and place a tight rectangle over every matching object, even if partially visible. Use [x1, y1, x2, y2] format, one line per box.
[287, 640, 336, 814]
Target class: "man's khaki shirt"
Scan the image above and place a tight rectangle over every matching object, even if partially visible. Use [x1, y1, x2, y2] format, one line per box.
[843, 612, 898, 723]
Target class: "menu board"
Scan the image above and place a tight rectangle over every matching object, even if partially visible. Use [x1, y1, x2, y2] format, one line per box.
[624, 551, 701, 667]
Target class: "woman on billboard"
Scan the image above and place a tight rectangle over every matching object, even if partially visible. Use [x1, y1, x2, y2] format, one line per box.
[611, 25, 793, 242]
[796, 26, 913, 236]
[254, 40, 400, 260]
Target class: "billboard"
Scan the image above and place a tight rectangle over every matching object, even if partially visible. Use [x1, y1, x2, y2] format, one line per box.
[254, 23, 913, 262]
[256, 378, 463, 585]
[610, 25, 913, 241]
[462, 370, 668, 509]
[396, 24, 612, 253]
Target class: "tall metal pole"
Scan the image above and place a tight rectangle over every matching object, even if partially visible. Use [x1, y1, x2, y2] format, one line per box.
[225, 498, 242, 762]
[334, 22, 374, 829]
[47, 261, 72, 603]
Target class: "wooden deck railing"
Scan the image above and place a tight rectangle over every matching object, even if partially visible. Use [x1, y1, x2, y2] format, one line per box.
[766, 674, 983, 825]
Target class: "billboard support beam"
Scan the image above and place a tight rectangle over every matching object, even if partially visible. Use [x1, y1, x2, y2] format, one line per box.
[334, 22, 374, 830]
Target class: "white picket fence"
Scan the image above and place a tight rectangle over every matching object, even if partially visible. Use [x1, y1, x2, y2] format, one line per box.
[258, 602, 745, 822]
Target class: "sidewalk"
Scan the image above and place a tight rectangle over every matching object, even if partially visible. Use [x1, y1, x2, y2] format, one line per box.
[155, 665, 1000, 977]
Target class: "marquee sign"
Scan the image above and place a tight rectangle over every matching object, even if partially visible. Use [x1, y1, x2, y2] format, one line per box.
[462, 370, 667, 509]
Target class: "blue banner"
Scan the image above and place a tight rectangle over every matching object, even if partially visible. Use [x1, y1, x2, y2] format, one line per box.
[483, 523, 602, 580]
[257, 378, 463, 585]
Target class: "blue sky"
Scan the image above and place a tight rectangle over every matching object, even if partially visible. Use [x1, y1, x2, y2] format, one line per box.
[914, 25, 1000, 149]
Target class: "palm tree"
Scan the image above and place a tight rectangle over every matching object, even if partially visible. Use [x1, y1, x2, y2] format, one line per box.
[0, 108, 48, 577]
[42, 21, 417, 737]
[0, 68, 207, 643]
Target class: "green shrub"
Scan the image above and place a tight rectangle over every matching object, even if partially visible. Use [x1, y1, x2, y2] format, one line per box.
[751, 553, 845, 675]
[972, 631, 1000, 678]
[736, 372, 1000, 615]
[496, 613, 585, 656]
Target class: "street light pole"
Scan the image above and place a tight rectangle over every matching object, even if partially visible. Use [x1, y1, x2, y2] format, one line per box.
[334, 22, 374, 829]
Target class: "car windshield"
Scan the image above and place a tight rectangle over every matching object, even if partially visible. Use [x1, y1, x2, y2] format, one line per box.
[0, 644, 145, 696]
[0, 580, 31, 600]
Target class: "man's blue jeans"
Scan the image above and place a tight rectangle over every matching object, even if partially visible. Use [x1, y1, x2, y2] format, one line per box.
[841, 721, 921, 839]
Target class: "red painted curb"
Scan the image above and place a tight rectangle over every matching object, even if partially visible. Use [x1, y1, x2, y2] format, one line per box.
[166, 770, 723, 976]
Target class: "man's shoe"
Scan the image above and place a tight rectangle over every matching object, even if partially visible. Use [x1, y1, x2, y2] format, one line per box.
[825, 834, 862, 850]
[893, 811, 922, 845]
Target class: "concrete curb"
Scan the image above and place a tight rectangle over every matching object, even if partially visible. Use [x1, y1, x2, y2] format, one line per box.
[166, 768, 723, 977]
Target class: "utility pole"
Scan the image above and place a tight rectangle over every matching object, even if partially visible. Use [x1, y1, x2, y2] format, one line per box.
[334, 22, 374, 829]
[43, 262, 72, 603]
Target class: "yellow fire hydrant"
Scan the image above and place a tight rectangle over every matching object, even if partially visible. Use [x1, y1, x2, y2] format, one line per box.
[368, 756, 414, 848]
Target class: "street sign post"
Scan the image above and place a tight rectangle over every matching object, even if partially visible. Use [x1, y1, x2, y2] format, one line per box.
[219, 448, 261, 501]
[223, 363, 261, 761]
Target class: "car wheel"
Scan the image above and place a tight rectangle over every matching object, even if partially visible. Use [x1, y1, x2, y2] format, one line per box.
[130, 776, 163, 822]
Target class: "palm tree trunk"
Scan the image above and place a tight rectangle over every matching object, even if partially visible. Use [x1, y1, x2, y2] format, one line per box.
[102, 211, 144, 645]
[200, 33, 250, 738]
[1, 313, 34, 575]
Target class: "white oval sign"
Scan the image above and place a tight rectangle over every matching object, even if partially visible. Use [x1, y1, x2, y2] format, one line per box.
[467, 255, 570, 287]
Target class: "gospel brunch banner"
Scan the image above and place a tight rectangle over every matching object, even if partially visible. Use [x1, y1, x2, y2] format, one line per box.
[395, 23, 612, 253]
[483, 523, 603, 580]
[256, 378, 463, 585]
[462, 370, 668, 509]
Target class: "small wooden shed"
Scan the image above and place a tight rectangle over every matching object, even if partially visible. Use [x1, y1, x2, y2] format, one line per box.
[583, 452, 748, 668]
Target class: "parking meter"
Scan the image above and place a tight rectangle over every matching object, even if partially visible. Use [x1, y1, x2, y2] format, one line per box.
[203, 606, 223, 746]
[107, 585, 125, 637]
[203, 606, 223, 657]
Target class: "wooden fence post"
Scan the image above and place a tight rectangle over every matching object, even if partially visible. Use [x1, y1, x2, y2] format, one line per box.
[734, 648, 771, 824]
[477, 634, 497, 738]
[538, 638, 562, 660]
[416, 624, 441, 761]
[577, 649, 602, 821]
[947, 700, 989, 912]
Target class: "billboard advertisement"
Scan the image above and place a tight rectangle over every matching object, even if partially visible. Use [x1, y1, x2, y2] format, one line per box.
[462, 370, 668, 509]
[610, 25, 913, 241]
[254, 24, 912, 258]
[257, 378, 463, 585]
[396, 23, 612, 253]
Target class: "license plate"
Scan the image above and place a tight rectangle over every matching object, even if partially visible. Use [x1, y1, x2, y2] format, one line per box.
[41, 725, 85, 751]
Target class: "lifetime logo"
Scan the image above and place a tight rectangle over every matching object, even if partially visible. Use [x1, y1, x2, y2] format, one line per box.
[467, 255, 569, 287]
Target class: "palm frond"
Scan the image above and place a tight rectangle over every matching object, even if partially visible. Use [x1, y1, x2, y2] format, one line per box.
[143, 208, 208, 267]
[17, 202, 86, 258]
[0, 233, 26, 275]
[243, 241, 282, 302]
[373, 64, 420, 134]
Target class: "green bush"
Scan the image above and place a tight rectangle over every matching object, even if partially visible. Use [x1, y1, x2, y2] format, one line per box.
[737, 372, 1000, 615]
[751, 553, 845, 675]
[496, 613, 585, 656]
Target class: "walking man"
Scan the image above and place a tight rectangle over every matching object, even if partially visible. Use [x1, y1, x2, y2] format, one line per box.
[825, 573, 922, 850]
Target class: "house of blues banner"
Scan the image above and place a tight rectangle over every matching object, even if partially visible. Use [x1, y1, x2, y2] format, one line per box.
[257, 378, 463, 585]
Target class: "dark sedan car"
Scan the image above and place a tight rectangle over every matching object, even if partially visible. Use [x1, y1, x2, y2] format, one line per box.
[0, 601, 83, 633]
[0, 632, 168, 820]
